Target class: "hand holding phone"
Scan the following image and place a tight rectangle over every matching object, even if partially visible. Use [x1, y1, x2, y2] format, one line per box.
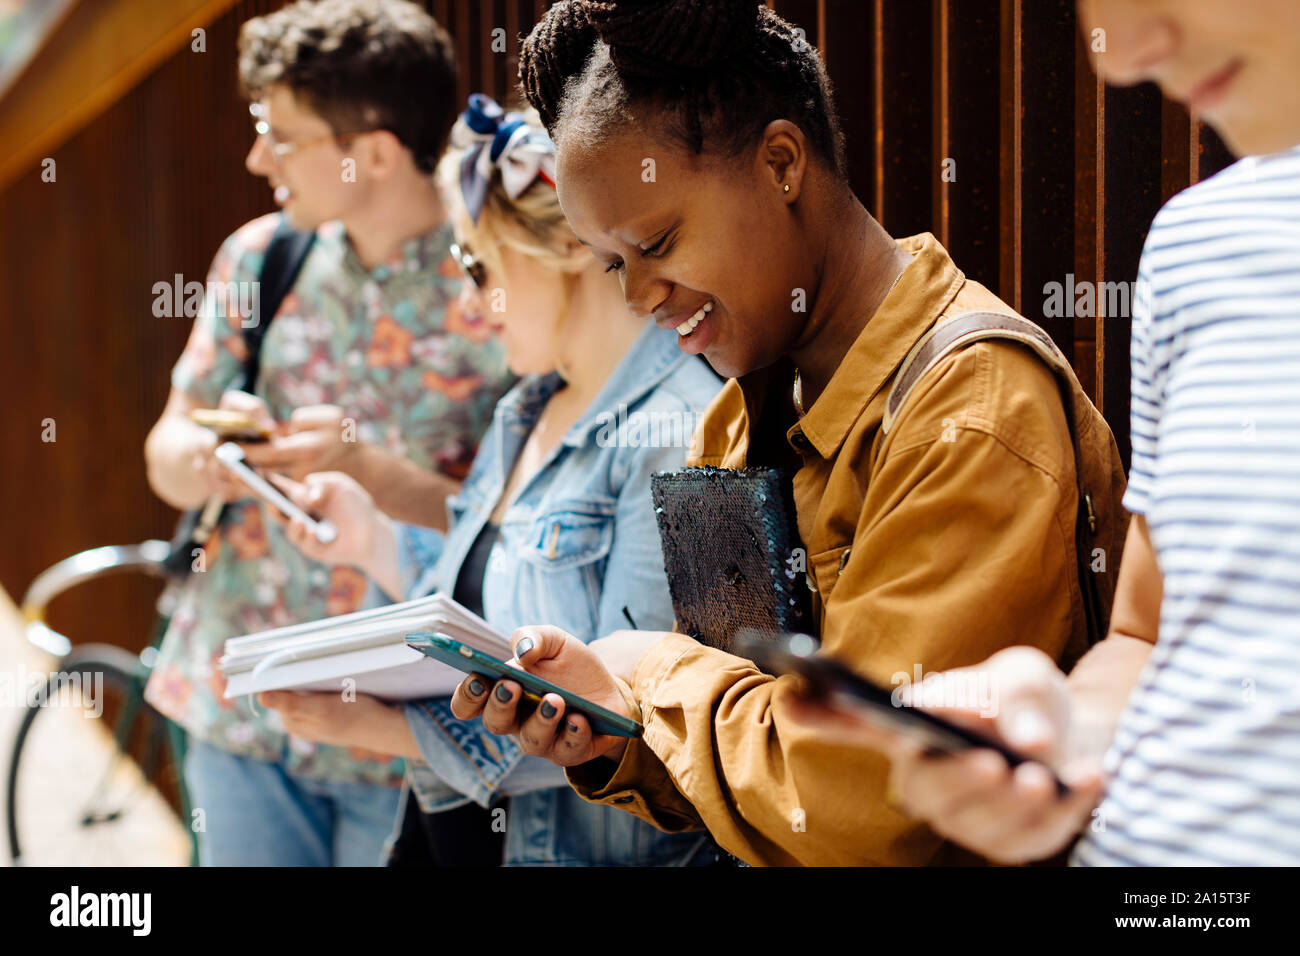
[408, 633, 642, 738]
[213, 442, 338, 544]
[190, 408, 272, 443]
[741, 634, 1106, 864]
[435, 625, 643, 767]
[734, 631, 1072, 796]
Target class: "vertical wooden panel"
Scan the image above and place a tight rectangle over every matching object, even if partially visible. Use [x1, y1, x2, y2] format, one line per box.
[1096, 81, 1164, 465]
[1196, 121, 1235, 185]
[932, 0, 1000, 291]
[997, 0, 1022, 314]
[1013, 0, 1077, 356]
[1072, 29, 1101, 402]
[1161, 97, 1195, 204]
[819, 0, 875, 210]
[870, 0, 932, 236]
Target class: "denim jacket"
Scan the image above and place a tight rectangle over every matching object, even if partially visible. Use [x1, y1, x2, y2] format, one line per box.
[394, 322, 722, 866]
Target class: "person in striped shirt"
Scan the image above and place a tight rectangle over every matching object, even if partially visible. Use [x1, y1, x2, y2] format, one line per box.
[792, 0, 1300, 865]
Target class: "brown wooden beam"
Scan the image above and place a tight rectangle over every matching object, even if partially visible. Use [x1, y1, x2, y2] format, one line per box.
[0, 0, 239, 193]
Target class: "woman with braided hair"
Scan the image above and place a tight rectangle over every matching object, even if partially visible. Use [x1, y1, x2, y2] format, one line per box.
[452, 0, 1128, 866]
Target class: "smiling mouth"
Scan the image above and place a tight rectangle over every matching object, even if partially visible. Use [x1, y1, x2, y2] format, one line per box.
[670, 300, 714, 337]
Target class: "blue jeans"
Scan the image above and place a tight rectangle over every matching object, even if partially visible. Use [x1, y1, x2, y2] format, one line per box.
[184, 737, 401, 866]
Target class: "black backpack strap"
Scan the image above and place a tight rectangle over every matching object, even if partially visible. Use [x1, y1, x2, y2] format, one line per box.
[238, 216, 317, 393]
[883, 310, 1110, 646]
[162, 217, 316, 578]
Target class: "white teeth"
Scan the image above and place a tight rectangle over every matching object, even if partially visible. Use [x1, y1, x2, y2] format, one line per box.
[676, 300, 714, 336]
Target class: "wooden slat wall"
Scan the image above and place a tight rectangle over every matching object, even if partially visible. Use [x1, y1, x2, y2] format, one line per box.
[0, 0, 1235, 652]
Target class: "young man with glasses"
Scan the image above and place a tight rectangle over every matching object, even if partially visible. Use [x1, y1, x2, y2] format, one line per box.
[142, 0, 511, 865]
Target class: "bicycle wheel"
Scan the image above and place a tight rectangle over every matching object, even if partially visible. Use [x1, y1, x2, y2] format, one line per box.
[5, 644, 190, 865]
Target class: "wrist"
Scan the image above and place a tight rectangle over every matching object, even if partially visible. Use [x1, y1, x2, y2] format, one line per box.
[361, 699, 421, 758]
[366, 513, 404, 600]
[341, 438, 375, 483]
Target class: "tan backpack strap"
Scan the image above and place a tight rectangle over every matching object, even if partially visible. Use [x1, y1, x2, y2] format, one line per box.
[883, 310, 1074, 435]
[882, 309, 1112, 647]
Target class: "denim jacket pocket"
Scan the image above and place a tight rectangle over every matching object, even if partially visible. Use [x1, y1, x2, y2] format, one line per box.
[516, 497, 617, 572]
[509, 496, 617, 635]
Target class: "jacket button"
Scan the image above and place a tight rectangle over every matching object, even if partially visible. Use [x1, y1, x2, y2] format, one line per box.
[613, 795, 635, 805]
[790, 430, 812, 453]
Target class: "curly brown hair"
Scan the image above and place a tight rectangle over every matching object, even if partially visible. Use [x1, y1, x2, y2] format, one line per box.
[238, 0, 457, 173]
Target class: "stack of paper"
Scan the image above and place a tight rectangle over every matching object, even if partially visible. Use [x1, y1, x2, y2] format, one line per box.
[219, 594, 513, 701]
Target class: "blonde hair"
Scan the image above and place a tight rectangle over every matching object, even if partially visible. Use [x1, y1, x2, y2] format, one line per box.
[438, 106, 584, 377]
[437, 108, 579, 280]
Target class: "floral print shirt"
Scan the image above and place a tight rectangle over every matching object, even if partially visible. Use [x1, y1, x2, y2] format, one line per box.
[144, 213, 511, 786]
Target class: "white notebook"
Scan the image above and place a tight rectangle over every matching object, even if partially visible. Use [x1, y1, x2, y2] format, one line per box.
[219, 593, 512, 701]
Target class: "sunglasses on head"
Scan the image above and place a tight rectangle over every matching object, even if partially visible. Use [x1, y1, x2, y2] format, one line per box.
[449, 241, 488, 289]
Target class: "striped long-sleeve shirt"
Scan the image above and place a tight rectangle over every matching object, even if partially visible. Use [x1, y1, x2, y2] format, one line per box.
[1074, 145, 1300, 866]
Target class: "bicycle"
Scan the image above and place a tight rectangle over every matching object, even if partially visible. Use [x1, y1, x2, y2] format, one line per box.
[5, 540, 196, 866]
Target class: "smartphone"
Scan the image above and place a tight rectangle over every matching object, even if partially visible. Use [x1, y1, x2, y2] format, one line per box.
[213, 442, 338, 545]
[191, 408, 271, 442]
[404, 633, 644, 738]
[734, 630, 1070, 796]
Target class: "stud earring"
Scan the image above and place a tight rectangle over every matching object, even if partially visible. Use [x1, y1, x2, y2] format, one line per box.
[783, 183, 791, 193]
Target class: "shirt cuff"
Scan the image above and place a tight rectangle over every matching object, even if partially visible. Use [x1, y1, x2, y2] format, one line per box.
[403, 699, 522, 809]
[564, 648, 705, 833]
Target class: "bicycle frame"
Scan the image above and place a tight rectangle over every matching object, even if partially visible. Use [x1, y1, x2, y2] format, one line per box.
[15, 539, 198, 865]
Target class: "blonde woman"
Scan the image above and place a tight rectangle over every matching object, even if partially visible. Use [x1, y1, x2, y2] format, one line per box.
[264, 95, 723, 866]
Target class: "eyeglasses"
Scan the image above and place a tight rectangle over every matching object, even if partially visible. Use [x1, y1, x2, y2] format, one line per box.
[249, 102, 373, 163]
[449, 241, 488, 289]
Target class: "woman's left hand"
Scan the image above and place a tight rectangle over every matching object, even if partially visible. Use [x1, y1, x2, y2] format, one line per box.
[257, 690, 420, 757]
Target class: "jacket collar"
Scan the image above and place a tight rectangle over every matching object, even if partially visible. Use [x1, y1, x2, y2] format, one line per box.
[771, 232, 965, 459]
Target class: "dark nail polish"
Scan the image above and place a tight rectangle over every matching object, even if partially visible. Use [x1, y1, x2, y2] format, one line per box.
[494, 683, 513, 702]
[515, 636, 535, 658]
[540, 700, 557, 719]
[468, 678, 485, 697]
[566, 721, 580, 734]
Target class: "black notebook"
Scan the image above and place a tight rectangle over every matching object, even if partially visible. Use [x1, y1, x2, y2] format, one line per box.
[650, 466, 813, 654]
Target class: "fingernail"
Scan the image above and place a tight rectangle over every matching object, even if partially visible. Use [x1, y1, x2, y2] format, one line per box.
[468, 679, 485, 697]
[566, 721, 580, 734]
[515, 636, 535, 658]
[540, 700, 556, 719]
[494, 683, 512, 702]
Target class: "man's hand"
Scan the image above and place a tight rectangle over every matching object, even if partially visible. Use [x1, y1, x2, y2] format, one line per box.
[257, 690, 418, 757]
[191, 390, 280, 502]
[450, 626, 639, 767]
[241, 404, 358, 481]
[786, 646, 1105, 864]
[192, 429, 248, 502]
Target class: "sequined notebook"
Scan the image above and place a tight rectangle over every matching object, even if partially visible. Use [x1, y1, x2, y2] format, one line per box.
[650, 466, 813, 654]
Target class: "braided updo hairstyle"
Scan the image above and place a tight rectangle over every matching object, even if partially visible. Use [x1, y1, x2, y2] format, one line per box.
[519, 0, 846, 178]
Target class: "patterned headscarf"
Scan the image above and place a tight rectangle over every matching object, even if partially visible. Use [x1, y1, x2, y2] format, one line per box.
[451, 93, 557, 223]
